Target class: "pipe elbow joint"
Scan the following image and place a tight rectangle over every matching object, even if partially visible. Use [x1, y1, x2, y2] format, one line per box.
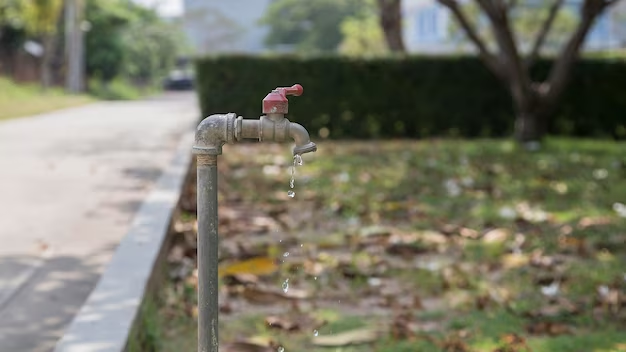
[193, 113, 237, 155]
[289, 122, 317, 155]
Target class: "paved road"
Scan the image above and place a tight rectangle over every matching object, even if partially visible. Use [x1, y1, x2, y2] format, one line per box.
[0, 92, 198, 352]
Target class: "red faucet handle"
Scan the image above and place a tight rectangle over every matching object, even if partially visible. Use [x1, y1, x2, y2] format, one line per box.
[263, 84, 304, 114]
[280, 84, 303, 97]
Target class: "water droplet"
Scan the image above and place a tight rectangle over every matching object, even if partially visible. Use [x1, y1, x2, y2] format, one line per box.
[300, 244, 303, 247]
[294, 154, 303, 166]
[283, 252, 290, 257]
[314, 276, 317, 280]
[313, 330, 319, 337]
[278, 347, 285, 352]
[290, 178, 295, 188]
[287, 190, 295, 198]
[282, 279, 289, 293]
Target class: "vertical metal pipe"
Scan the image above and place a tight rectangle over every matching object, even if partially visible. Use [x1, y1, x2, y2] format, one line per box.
[196, 154, 219, 352]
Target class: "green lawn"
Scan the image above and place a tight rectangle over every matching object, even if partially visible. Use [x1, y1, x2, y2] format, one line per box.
[0, 77, 93, 120]
[152, 139, 626, 352]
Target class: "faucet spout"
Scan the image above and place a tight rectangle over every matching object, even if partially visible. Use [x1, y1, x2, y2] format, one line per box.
[289, 122, 317, 155]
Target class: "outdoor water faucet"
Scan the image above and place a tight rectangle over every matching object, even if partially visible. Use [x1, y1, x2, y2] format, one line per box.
[193, 84, 317, 156]
[192, 85, 317, 352]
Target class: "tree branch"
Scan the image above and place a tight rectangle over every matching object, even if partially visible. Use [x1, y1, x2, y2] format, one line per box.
[544, 0, 615, 107]
[507, 0, 519, 11]
[377, 0, 406, 52]
[525, 0, 564, 69]
[437, 0, 503, 79]
[476, 0, 532, 104]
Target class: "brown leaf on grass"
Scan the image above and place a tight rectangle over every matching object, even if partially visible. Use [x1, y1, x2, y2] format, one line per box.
[219, 257, 278, 278]
[303, 259, 326, 276]
[438, 331, 471, 352]
[501, 253, 529, 269]
[529, 250, 561, 269]
[312, 327, 380, 347]
[241, 285, 309, 305]
[578, 216, 613, 228]
[493, 333, 530, 352]
[459, 227, 479, 239]
[527, 297, 579, 318]
[525, 321, 570, 336]
[219, 301, 233, 314]
[265, 315, 300, 331]
[475, 294, 492, 311]
[223, 273, 259, 286]
[558, 235, 591, 256]
[386, 242, 430, 258]
[595, 285, 623, 313]
[482, 228, 511, 243]
[173, 220, 195, 234]
[442, 266, 471, 290]
[221, 338, 279, 352]
[351, 226, 392, 248]
[391, 312, 438, 339]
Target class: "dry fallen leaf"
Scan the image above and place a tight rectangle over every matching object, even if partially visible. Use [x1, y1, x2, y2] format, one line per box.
[525, 321, 570, 336]
[265, 315, 300, 331]
[493, 333, 530, 352]
[221, 337, 279, 352]
[482, 228, 511, 243]
[219, 257, 278, 277]
[312, 327, 381, 347]
[241, 285, 309, 304]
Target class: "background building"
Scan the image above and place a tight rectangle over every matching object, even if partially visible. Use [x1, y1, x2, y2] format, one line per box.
[183, 0, 272, 54]
[403, 0, 626, 54]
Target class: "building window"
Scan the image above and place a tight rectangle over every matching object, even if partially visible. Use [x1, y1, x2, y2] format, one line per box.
[416, 7, 439, 43]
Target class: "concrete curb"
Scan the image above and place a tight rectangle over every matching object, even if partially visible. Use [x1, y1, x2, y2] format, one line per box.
[54, 131, 194, 352]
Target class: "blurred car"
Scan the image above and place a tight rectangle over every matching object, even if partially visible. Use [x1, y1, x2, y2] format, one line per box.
[163, 69, 194, 90]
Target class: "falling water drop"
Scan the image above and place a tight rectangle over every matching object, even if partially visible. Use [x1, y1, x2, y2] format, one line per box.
[283, 252, 290, 257]
[282, 278, 289, 293]
[278, 347, 285, 352]
[287, 155, 303, 197]
[313, 330, 319, 337]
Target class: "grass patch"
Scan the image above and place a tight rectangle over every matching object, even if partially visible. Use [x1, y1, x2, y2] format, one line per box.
[155, 138, 626, 352]
[0, 77, 94, 120]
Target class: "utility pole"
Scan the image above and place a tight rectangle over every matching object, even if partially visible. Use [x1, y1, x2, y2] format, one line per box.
[65, 0, 84, 93]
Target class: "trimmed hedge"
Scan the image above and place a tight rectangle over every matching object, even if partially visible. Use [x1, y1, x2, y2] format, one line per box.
[195, 56, 626, 139]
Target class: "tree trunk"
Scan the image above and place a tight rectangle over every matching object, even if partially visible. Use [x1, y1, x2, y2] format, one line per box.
[377, 0, 406, 52]
[40, 36, 54, 90]
[514, 108, 547, 143]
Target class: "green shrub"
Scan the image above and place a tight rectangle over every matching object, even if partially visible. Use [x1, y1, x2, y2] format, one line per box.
[88, 78, 143, 100]
[195, 55, 626, 139]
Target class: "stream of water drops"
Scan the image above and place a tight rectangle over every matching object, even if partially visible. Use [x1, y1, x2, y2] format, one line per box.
[278, 154, 305, 352]
[288, 154, 303, 198]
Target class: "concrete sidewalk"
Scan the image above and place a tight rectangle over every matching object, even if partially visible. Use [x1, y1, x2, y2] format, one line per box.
[0, 92, 198, 352]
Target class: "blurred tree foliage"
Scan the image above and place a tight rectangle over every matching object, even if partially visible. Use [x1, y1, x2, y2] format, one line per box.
[448, 0, 577, 54]
[86, 0, 183, 86]
[260, 0, 365, 53]
[338, 0, 388, 57]
[1, 0, 64, 89]
[0, 0, 27, 54]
